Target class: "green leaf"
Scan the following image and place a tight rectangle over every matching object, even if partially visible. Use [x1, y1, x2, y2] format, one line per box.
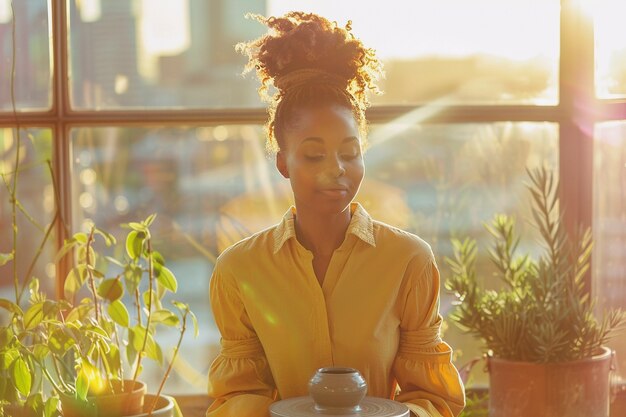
[144, 213, 157, 227]
[172, 300, 187, 311]
[156, 266, 177, 293]
[108, 300, 130, 327]
[142, 290, 162, 310]
[44, 396, 60, 417]
[131, 325, 147, 352]
[94, 227, 116, 246]
[104, 256, 124, 267]
[126, 341, 138, 369]
[24, 302, 44, 330]
[76, 367, 90, 400]
[0, 327, 13, 349]
[151, 250, 165, 266]
[77, 245, 96, 268]
[11, 357, 32, 396]
[25, 392, 45, 416]
[1, 348, 19, 369]
[190, 310, 199, 338]
[97, 278, 124, 302]
[73, 232, 88, 244]
[0, 251, 14, 266]
[125, 230, 144, 260]
[33, 344, 50, 360]
[144, 333, 161, 364]
[104, 343, 121, 377]
[48, 328, 76, 355]
[151, 309, 179, 326]
[155, 340, 163, 365]
[124, 264, 143, 294]
[65, 303, 93, 323]
[0, 298, 23, 315]
[64, 265, 87, 300]
[128, 222, 145, 231]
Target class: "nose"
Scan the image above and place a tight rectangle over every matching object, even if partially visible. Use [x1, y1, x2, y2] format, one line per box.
[328, 155, 346, 178]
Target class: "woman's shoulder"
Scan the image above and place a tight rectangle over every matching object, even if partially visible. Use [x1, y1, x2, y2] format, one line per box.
[371, 219, 434, 260]
[216, 224, 278, 265]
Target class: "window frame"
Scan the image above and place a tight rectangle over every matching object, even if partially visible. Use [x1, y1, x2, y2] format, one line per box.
[0, 0, 625, 299]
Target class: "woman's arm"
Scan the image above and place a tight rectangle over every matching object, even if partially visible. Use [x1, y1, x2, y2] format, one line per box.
[207, 260, 277, 417]
[392, 255, 466, 417]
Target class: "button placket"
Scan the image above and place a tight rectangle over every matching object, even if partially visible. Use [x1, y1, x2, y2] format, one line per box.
[292, 239, 334, 367]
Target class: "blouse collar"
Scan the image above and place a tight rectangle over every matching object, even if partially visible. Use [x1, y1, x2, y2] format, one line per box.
[272, 202, 376, 254]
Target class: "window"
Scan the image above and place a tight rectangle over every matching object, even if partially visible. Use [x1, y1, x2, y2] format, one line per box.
[1, 0, 625, 394]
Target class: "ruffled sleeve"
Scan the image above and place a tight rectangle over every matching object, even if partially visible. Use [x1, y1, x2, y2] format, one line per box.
[207, 260, 277, 417]
[392, 256, 465, 417]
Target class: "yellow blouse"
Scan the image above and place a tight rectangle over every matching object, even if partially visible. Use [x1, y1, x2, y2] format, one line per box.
[207, 203, 465, 417]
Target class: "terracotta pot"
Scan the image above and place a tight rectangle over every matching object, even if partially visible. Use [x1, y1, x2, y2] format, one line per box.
[2, 404, 39, 417]
[60, 379, 146, 417]
[132, 394, 176, 417]
[487, 346, 613, 417]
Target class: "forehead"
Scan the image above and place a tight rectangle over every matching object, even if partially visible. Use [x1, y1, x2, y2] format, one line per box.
[285, 105, 360, 143]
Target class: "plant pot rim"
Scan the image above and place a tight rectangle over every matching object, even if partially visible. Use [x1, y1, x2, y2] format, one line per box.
[486, 345, 612, 366]
[60, 379, 147, 403]
[133, 394, 176, 417]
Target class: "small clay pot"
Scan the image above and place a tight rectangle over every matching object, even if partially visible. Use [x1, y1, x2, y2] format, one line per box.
[308, 367, 367, 413]
[60, 379, 146, 417]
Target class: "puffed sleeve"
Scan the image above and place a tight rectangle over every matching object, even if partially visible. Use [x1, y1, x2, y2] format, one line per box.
[392, 255, 465, 417]
[207, 260, 277, 417]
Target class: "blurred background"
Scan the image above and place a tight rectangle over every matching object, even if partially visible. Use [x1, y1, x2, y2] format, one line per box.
[0, 0, 625, 394]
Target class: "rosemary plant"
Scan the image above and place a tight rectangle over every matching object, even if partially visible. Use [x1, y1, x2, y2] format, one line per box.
[445, 167, 625, 362]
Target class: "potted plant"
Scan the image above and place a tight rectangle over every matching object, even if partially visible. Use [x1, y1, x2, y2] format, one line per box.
[53, 214, 197, 417]
[445, 166, 625, 417]
[1, 214, 196, 417]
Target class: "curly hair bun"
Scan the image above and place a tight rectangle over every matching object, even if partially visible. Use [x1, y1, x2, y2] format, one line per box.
[236, 11, 383, 108]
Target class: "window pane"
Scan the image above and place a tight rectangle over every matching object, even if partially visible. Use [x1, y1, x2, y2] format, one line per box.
[71, 122, 557, 392]
[595, 2, 626, 98]
[0, 128, 56, 304]
[593, 122, 626, 379]
[265, 0, 559, 105]
[68, 0, 559, 109]
[68, 0, 266, 109]
[0, 0, 51, 111]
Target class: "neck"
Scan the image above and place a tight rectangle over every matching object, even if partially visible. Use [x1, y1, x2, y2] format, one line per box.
[294, 205, 352, 256]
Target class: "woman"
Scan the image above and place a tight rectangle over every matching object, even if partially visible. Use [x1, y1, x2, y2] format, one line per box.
[207, 12, 465, 417]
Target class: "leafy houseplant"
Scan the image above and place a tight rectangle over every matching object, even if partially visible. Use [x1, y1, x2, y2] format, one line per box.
[445, 166, 626, 417]
[54, 214, 198, 417]
[1, 214, 197, 417]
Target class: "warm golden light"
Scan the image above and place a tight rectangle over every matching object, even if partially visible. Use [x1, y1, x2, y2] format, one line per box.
[594, 0, 626, 98]
[268, 0, 559, 61]
[0, 0, 10, 23]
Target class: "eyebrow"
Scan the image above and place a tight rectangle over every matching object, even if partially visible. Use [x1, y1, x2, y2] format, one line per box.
[301, 136, 359, 144]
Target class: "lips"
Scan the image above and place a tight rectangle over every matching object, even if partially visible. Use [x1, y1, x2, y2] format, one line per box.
[319, 186, 349, 198]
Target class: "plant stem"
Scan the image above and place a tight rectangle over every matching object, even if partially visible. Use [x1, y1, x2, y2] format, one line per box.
[51, 355, 74, 393]
[17, 160, 63, 302]
[131, 237, 155, 385]
[113, 327, 124, 382]
[148, 311, 188, 416]
[9, 0, 19, 306]
[17, 211, 58, 303]
[86, 227, 100, 321]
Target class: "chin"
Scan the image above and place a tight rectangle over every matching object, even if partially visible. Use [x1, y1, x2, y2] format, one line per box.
[315, 198, 353, 215]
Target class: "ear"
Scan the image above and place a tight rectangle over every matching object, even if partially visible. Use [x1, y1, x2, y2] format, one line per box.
[276, 151, 289, 179]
